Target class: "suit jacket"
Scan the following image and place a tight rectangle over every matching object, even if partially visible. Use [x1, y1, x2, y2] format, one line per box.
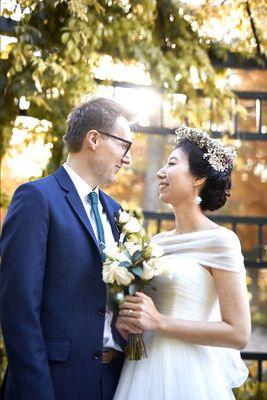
[0, 166, 124, 400]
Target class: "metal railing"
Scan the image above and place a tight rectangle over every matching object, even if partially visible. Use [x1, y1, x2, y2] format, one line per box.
[241, 352, 267, 382]
[143, 212, 267, 268]
[112, 82, 267, 142]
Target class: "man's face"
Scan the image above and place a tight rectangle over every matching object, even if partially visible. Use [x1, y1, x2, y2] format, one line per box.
[94, 116, 133, 185]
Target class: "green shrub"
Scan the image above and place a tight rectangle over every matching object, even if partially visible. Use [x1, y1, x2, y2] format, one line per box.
[234, 380, 267, 400]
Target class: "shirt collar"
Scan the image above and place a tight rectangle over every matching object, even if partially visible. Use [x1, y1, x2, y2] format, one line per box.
[63, 163, 99, 200]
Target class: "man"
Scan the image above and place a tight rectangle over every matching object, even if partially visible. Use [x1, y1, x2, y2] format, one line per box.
[0, 97, 134, 400]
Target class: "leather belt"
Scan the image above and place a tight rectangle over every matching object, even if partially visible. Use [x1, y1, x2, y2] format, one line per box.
[102, 348, 118, 364]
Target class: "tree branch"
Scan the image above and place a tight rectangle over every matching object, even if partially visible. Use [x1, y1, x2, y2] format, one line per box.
[245, 0, 262, 57]
[156, 0, 169, 54]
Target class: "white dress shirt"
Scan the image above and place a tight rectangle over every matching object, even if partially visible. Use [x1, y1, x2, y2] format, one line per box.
[63, 163, 121, 350]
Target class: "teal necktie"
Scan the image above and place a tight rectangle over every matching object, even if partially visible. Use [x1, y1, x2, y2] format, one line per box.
[88, 191, 106, 258]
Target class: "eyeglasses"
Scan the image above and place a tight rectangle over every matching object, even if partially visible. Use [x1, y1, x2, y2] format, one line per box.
[98, 130, 132, 156]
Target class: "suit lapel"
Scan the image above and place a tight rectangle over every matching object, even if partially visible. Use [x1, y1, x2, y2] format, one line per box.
[53, 166, 100, 253]
[99, 190, 120, 243]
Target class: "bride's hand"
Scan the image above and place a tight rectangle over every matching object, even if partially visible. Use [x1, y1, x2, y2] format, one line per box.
[115, 317, 143, 341]
[119, 292, 164, 331]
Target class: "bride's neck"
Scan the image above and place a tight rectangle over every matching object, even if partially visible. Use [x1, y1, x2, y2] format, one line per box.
[172, 203, 210, 234]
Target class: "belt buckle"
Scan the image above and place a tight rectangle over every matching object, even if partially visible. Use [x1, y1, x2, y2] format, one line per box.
[102, 349, 113, 364]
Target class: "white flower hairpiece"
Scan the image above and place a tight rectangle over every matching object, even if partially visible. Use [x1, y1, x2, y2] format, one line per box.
[174, 125, 237, 172]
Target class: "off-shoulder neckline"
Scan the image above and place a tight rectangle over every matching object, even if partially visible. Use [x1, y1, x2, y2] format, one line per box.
[157, 226, 226, 238]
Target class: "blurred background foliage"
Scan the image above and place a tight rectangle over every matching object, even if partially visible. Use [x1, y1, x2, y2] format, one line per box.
[234, 380, 267, 400]
[1, 0, 267, 392]
[1, 0, 266, 169]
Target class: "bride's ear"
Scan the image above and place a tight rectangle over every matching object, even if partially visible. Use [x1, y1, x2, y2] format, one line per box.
[193, 176, 207, 188]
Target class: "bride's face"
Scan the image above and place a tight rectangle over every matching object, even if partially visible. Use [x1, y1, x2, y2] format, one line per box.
[156, 147, 195, 206]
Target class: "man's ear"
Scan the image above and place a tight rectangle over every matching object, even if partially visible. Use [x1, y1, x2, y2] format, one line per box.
[86, 130, 99, 151]
[193, 176, 207, 188]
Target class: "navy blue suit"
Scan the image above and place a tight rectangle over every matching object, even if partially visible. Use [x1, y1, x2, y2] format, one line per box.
[0, 166, 125, 400]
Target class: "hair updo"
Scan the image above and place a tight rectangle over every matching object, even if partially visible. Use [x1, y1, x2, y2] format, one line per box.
[176, 139, 232, 211]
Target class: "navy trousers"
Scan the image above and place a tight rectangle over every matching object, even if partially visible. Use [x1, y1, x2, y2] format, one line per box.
[101, 352, 124, 400]
[1, 353, 124, 400]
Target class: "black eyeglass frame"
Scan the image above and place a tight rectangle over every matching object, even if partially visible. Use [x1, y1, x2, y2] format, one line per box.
[97, 130, 132, 156]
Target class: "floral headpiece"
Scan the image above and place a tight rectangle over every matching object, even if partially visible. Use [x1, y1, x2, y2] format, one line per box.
[174, 125, 237, 172]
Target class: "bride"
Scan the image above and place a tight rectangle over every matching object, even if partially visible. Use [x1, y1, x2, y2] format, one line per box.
[114, 125, 251, 400]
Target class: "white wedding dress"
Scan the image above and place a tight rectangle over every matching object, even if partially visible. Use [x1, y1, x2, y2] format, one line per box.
[114, 227, 248, 400]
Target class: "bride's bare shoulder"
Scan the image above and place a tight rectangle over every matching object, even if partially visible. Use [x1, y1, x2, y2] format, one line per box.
[152, 229, 176, 240]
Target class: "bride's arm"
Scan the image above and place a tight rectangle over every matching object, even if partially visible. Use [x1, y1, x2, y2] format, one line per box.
[118, 270, 251, 350]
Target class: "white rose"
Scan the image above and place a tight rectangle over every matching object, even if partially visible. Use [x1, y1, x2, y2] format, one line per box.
[103, 262, 134, 286]
[123, 217, 142, 234]
[141, 259, 159, 280]
[113, 266, 134, 285]
[105, 245, 130, 263]
[103, 261, 119, 283]
[141, 258, 172, 281]
[118, 210, 130, 224]
[158, 258, 173, 278]
[125, 242, 142, 256]
[117, 250, 131, 263]
[149, 242, 164, 258]
[104, 244, 120, 260]
[119, 232, 126, 244]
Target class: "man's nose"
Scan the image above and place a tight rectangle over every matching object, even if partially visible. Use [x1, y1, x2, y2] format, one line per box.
[122, 150, 132, 166]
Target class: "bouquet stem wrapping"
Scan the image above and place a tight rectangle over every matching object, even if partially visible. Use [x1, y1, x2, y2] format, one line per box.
[125, 333, 147, 360]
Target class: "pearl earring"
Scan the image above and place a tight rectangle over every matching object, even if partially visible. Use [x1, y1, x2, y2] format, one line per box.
[194, 186, 202, 205]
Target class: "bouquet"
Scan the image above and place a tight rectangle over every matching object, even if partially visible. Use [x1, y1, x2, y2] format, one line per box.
[102, 210, 172, 360]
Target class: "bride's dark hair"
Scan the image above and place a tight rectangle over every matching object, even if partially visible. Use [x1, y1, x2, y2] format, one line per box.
[176, 139, 232, 211]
